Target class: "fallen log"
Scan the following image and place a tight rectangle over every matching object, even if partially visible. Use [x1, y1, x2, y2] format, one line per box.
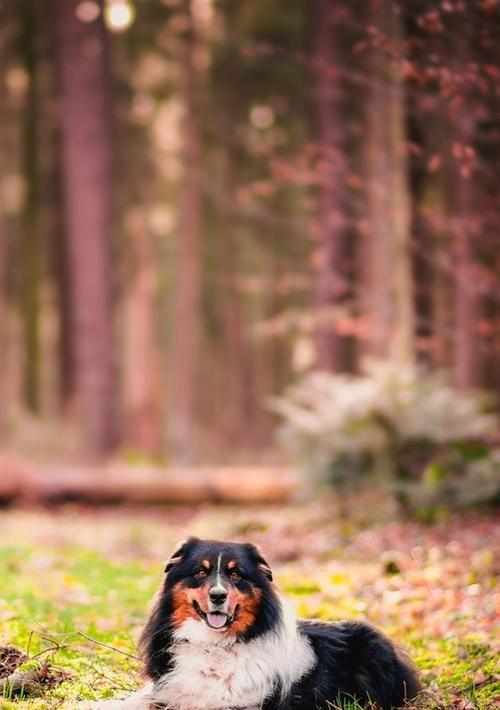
[0, 459, 299, 504]
[0, 452, 35, 499]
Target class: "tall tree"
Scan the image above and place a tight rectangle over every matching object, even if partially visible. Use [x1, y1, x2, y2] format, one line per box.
[311, 0, 350, 371]
[452, 30, 478, 389]
[363, 0, 415, 364]
[208, 1, 254, 447]
[41, 3, 74, 406]
[56, 0, 118, 454]
[171, 0, 202, 458]
[123, 207, 162, 452]
[0, 0, 10, 437]
[20, 0, 42, 412]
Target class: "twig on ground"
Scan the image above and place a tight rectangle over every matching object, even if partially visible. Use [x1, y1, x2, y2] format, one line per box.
[76, 632, 139, 661]
[31, 644, 69, 660]
[26, 630, 34, 658]
[86, 661, 138, 692]
[24, 629, 69, 660]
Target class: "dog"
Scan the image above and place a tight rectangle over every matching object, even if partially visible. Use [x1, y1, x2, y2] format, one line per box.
[88, 536, 420, 709]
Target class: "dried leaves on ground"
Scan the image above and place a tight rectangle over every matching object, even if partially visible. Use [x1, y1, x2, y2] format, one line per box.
[0, 645, 68, 701]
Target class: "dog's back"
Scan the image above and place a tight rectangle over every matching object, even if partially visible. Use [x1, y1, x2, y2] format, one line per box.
[274, 619, 421, 710]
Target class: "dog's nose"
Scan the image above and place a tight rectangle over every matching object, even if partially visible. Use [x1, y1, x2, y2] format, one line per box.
[209, 588, 227, 605]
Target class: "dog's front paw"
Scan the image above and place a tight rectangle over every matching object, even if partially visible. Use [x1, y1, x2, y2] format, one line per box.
[78, 702, 117, 709]
[78, 701, 132, 709]
[77, 691, 155, 709]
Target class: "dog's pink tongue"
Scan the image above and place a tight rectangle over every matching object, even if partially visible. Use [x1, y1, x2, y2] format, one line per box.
[207, 613, 227, 629]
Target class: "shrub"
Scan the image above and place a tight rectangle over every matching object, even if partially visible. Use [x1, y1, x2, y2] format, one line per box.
[272, 360, 498, 509]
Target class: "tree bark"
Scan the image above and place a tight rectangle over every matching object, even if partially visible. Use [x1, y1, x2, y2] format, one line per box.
[42, 4, 73, 406]
[171, 0, 202, 459]
[452, 32, 477, 389]
[56, 0, 118, 454]
[20, 0, 41, 412]
[221, 249, 252, 446]
[363, 0, 415, 365]
[123, 208, 162, 453]
[312, 0, 350, 371]
[218, 107, 252, 445]
[217, 177, 253, 447]
[0, 0, 8, 437]
[0, 228, 5, 440]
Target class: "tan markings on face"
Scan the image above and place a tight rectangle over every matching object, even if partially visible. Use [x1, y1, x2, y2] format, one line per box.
[201, 559, 211, 570]
[227, 560, 237, 570]
[226, 587, 262, 635]
[171, 583, 209, 628]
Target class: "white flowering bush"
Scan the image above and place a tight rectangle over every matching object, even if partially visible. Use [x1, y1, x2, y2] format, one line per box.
[272, 360, 498, 507]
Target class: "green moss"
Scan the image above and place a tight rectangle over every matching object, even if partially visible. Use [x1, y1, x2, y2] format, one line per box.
[282, 581, 322, 595]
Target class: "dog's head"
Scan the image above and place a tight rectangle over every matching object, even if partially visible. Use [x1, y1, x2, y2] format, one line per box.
[140, 537, 281, 679]
[163, 536, 275, 636]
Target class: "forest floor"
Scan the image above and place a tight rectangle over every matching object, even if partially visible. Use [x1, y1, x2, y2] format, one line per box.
[0, 491, 498, 709]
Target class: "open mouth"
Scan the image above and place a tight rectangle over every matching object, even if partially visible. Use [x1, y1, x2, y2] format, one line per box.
[193, 600, 239, 629]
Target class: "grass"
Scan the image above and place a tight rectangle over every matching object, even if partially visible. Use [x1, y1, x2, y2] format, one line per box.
[0, 496, 498, 709]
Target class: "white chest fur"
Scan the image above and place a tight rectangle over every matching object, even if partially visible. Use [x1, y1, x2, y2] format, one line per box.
[153, 605, 316, 710]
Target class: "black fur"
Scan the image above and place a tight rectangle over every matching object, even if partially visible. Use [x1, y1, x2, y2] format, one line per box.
[139, 537, 421, 710]
[264, 620, 421, 709]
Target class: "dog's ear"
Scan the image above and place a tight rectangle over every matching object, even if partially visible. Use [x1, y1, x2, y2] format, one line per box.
[245, 543, 273, 581]
[164, 536, 199, 573]
[257, 556, 273, 581]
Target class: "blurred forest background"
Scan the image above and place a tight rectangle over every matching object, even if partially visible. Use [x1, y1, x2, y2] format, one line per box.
[0, 0, 499, 467]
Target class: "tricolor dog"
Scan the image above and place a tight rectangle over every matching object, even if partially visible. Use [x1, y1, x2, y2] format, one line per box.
[89, 537, 420, 709]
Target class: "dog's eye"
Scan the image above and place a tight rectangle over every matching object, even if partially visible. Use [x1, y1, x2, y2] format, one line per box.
[195, 569, 207, 579]
[229, 570, 241, 581]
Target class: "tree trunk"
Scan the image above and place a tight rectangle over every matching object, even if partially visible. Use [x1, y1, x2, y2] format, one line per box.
[363, 0, 415, 365]
[0, 229, 5, 440]
[56, 0, 118, 454]
[221, 249, 252, 446]
[406, 109, 433, 367]
[0, 0, 7, 437]
[453, 161, 477, 389]
[42, 3, 73, 406]
[312, 0, 350, 371]
[217, 111, 252, 446]
[123, 208, 162, 453]
[452, 31, 477, 389]
[20, 0, 41, 412]
[171, 0, 202, 459]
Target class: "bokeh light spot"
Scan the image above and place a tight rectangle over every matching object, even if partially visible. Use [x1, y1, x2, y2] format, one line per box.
[76, 1, 100, 22]
[250, 105, 275, 130]
[104, 0, 135, 33]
